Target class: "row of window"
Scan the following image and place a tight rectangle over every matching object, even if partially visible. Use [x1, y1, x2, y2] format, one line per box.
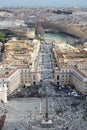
[21, 80, 31, 83]
[61, 69, 72, 72]
[21, 75, 30, 77]
[21, 70, 30, 72]
[57, 75, 71, 80]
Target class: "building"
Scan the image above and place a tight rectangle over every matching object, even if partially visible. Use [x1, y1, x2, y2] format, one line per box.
[54, 68, 87, 95]
[0, 67, 21, 95]
[26, 28, 35, 38]
[53, 42, 87, 95]
[0, 66, 39, 102]
[0, 35, 40, 102]
[20, 68, 38, 86]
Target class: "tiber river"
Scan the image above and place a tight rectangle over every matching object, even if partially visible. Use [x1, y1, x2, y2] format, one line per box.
[44, 32, 77, 45]
[44, 33, 67, 42]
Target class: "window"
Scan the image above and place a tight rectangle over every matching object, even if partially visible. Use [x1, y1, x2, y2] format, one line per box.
[57, 82, 59, 86]
[33, 81, 36, 85]
[57, 75, 59, 80]
[33, 75, 35, 79]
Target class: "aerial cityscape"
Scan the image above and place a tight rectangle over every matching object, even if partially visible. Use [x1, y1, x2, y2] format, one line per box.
[0, 0, 87, 130]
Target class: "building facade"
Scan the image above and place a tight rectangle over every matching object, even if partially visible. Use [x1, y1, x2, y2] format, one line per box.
[54, 68, 87, 95]
[0, 67, 38, 103]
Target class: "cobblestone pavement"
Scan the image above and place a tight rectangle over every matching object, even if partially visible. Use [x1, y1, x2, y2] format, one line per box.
[2, 96, 87, 130]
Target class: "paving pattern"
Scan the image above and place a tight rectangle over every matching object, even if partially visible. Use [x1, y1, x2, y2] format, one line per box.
[2, 96, 87, 130]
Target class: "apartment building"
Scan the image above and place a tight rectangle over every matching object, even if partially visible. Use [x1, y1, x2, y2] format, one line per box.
[54, 68, 87, 95]
[4, 38, 40, 68]
[20, 68, 38, 86]
[54, 68, 71, 86]
[54, 42, 87, 95]
[0, 66, 38, 103]
[71, 69, 87, 95]
[0, 67, 21, 94]
[0, 29, 40, 103]
[26, 28, 35, 38]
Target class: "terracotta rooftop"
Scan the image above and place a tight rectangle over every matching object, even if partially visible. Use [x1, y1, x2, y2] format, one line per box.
[74, 68, 87, 78]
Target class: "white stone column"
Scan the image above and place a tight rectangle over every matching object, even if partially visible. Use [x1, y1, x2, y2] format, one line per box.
[0, 83, 8, 103]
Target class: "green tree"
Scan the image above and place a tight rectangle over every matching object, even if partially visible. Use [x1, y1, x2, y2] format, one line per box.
[35, 25, 44, 37]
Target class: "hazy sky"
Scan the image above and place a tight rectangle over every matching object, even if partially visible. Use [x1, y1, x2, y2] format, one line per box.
[0, 0, 87, 7]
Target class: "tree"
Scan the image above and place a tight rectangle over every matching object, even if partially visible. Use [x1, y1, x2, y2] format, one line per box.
[35, 25, 44, 37]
